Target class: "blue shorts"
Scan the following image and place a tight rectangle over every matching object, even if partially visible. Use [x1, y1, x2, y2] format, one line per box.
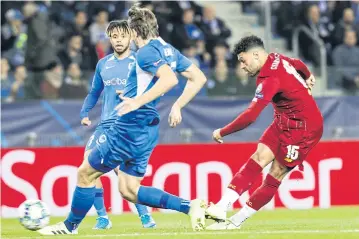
[85, 124, 106, 151]
[88, 116, 159, 177]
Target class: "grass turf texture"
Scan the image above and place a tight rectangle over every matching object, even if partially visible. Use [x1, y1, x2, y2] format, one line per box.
[2, 206, 359, 239]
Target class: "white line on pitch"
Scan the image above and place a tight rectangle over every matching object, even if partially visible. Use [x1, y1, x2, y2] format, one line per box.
[3, 229, 359, 239]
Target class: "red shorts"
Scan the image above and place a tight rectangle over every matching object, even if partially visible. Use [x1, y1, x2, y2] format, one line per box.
[259, 121, 323, 168]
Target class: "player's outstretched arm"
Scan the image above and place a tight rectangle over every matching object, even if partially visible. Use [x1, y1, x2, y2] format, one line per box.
[213, 101, 266, 143]
[116, 64, 178, 116]
[219, 101, 267, 138]
[80, 63, 104, 125]
[168, 64, 207, 128]
[214, 77, 279, 143]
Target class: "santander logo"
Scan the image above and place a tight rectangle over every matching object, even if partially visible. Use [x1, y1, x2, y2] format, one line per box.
[1, 147, 347, 218]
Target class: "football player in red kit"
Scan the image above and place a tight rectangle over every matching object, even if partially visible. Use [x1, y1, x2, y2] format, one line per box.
[206, 35, 323, 230]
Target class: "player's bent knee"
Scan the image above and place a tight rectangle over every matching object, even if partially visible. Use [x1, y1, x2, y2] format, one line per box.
[118, 186, 136, 202]
[119, 188, 131, 201]
[269, 170, 287, 181]
[117, 176, 134, 202]
[77, 166, 92, 187]
[77, 153, 102, 187]
[251, 151, 271, 168]
[269, 160, 291, 181]
[117, 173, 140, 203]
[127, 184, 140, 201]
[251, 143, 275, 168]
[120, 181, 140, 202]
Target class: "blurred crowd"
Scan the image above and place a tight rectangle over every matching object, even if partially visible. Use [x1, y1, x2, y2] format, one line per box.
[1, 0, 247, 102]
[270, 1, 359, 92]
[1, 1, 359, 102]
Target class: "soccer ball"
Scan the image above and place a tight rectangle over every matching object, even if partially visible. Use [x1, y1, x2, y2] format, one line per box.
[18, 199, 50, 231]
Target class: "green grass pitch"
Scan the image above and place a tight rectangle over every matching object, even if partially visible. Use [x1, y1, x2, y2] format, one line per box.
[2, 206, 359, 239]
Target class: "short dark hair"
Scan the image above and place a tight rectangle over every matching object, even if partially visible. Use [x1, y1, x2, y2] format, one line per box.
[75, 10, 86, 16]
[69, 34, 82, 40]
[184, 40, 197, 49]
[96, 7, 107, 16]
[106, 20, 130, 37]
[128, 3, 159, 40]
[345, 28, 355, 35]
[233, 35, 264, 55]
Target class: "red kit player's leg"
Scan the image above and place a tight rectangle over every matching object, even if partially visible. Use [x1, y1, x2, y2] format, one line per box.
[228, 127, 324, 228]
[206, 124, 279, 222]
[229, 159, 290, 227]
[206, 124, 323, 230]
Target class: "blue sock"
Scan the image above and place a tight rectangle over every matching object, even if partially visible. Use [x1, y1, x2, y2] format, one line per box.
[137, 186, 190, 214]
[94, 188, 107, 217]
[64, 186, 95, 231]
[135, 203, 149, 217]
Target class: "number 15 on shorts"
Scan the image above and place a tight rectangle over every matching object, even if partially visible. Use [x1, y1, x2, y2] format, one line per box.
[285, 145, 299, 162]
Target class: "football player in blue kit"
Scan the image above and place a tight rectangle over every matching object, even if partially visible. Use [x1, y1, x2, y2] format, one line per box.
[80, 20, 155, 230]
[38, 4, 208, 235]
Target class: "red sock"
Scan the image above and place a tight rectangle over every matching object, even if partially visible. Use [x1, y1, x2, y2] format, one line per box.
[246, 174, 281, 210]
[228, 158, 263, 196]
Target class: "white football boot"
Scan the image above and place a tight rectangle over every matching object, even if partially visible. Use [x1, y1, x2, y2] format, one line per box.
[38, 222, 78, 235]
[205, 202, 226, 222]
[188, 199, 207, 231]
[206, 219, 241, 230]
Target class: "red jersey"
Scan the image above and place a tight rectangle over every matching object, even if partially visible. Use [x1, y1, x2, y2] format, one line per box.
[254, 53, 323, 130]
[221, 53, 323, 136]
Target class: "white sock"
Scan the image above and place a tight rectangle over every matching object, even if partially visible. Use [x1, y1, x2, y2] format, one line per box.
[216, 188, 240, 211]
[229, 204, 257, 227]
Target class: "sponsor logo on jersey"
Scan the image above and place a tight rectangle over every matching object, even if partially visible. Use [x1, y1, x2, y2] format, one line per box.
[103, 78, 126, 86]
[255, 83, 263, 99]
